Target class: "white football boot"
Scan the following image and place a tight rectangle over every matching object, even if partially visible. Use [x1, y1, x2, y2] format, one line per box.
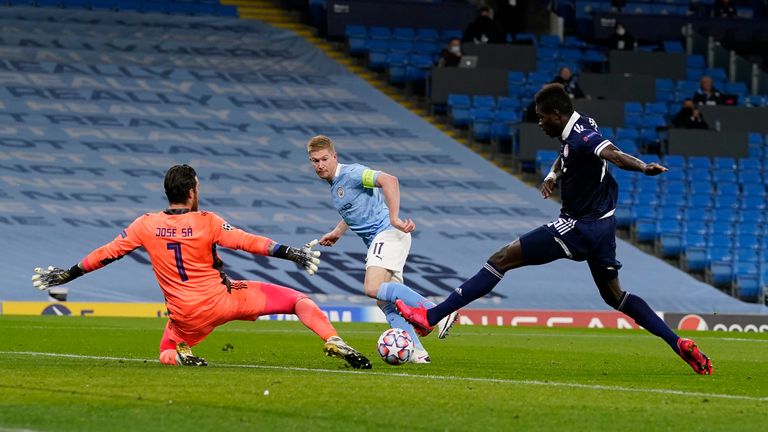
[409, 347, 431, 364]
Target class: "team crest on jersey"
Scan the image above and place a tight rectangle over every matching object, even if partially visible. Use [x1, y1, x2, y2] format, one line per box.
[222, 222, 234, 231]
[563, 144, 570, 157]
[337, 187, 344, 198]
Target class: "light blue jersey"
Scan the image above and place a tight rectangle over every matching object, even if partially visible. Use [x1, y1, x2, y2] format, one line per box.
[330, 163, 393, 247]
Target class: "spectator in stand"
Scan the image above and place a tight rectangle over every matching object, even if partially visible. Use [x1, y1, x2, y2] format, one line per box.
[437, 38, 462, 67]
[712, 0, 738, 17]
[607, 23, 635, 51]
[552, 67, 587, 99]
[693, 76, 724, 106]
[671, 99, 709, 129]
[462, 6, 506, 44]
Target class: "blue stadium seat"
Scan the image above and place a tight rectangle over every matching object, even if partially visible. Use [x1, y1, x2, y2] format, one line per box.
[705, 68, 727, 82]
[368, 26, 392, 40]
[687, 156, 711, 171]
[687, 55, 705, 69]
[539, 34, 561, 47]
[348, 37, 368, 56]
[366, 39, 390, 53]
[712, 169, 737, 184]
[708, 259, 734, 287]
[615, 127, 640, 141]
[387, 54, 408, 85]
[663, 40, 684, 53]
[389, 41, 414, 54]
[345, 25, 368, 39]
[713, 156, 736, 171]
[735, 273, 761, 300]
[405, 54, 432, 84]
[413, 41, 439, 56]
[217, 4, 238, 17]
[745, 95, 764, 107]
[471, 108, 495, 143]
[392, 28, 416, 41]
[738, 170, 762, 185]
[683, 245, 708, 272]
[644, 102, 668, 116]
[416, 28, 440, 42]
[472, 95, 496, 110]
[716, 182, 740, 197]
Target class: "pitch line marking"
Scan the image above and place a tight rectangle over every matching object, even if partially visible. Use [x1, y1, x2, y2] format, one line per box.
[3, 350, 767, 403]
[4, 325, 768, 343]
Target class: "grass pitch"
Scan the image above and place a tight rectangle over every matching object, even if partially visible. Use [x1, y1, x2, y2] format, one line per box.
[1, 316, 766, 431]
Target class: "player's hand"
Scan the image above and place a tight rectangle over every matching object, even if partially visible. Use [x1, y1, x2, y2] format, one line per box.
[642, 163, 668, 176]
[391, 217, 415, 233]
[285, 240, 321, 275]
[540, 178, 556, 199]
[31, 266, 75, 290]
[319, 231, 341, 246]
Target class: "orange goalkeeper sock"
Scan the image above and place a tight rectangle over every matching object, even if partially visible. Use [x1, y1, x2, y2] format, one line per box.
[295, 298, 337, 341]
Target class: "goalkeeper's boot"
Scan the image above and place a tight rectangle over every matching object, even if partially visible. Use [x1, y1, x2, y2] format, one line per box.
[676, 338, 713, 375]
[323, 336, 372, 369]
[395, 300, 433, 337]
[409, 347, 431, 364]
[176, 342, 208, 367]
[436, 311, 459, 339]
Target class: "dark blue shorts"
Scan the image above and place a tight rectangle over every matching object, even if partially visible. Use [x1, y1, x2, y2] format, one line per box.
[519, 215, 622, 270]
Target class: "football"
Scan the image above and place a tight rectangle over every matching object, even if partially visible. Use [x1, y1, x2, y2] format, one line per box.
[376, 328, 414, 365]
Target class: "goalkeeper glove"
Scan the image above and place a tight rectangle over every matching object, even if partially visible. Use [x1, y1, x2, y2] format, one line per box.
[31, 265, 84, 290]
[273, 239, 321, 275]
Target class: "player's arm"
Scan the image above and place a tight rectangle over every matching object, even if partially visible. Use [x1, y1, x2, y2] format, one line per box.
[599, 143, 668, 176]
[319, 219, 348, 246]
[540, 154, 562, 199]
[32, 223, 143, 291]
[374, 171, 415, 233]
[213, 216, 320, 275]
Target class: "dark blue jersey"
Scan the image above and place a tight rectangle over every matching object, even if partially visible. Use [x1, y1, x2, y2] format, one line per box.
[558, 112, 618, 220]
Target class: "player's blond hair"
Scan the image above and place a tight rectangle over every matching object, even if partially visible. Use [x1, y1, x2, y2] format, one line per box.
[307, 135, 336, 154]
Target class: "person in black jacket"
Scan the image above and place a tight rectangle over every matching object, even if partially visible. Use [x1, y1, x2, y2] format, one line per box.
[462, 7, 505, 44]
[437, 38, 462, 67]
[552, 67, 586, 99]
[671, 99, 709, 129]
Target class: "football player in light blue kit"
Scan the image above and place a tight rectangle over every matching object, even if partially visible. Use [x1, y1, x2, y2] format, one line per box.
[307, 135, 458, 364]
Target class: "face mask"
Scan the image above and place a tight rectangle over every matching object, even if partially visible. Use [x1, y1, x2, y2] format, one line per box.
[616, 27, 626, 36]
[449, 46, 461, 55]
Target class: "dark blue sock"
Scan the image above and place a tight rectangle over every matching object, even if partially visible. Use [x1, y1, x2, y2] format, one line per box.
[426, 262, 504, 326]
[619, 293, 680, 353]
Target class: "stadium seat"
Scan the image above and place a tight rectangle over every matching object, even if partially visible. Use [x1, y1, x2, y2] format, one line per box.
[369, 26, 392, 40]
[472, 95, 496, 110]
[415, 28, 440, 42]
[392, 28, 416, 41]
[345, 25, 368, 39]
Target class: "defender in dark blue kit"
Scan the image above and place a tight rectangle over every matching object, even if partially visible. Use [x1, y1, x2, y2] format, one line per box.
[398, 84, 713, 375]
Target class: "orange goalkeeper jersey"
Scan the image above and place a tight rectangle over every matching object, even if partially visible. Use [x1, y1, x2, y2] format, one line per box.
[80, 209, 272, 324]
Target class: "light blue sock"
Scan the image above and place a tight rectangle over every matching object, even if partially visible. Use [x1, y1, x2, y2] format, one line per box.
[380, 302, 424, 350]
[377, 282, 436, 309]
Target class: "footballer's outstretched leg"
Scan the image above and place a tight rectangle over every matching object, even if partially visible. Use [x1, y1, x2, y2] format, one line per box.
[323, 336, 372, 369]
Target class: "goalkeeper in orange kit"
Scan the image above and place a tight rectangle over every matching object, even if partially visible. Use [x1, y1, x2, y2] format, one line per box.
[32, 164, 371, 369]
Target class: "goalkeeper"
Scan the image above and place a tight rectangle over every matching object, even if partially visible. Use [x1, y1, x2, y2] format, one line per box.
[32, 164, 371, 369]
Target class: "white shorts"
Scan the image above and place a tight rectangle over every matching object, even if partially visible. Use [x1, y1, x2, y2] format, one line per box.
[365, 229, 411, 282]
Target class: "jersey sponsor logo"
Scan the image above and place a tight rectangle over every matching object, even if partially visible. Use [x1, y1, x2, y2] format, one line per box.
[221, 222, 234, 231]
[337, 186, 345, 198]
[584, 131, 598, 141]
